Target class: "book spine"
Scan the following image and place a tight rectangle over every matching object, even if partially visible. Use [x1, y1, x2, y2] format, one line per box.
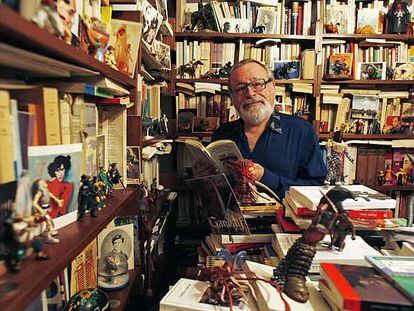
[348, 210, 393, 219]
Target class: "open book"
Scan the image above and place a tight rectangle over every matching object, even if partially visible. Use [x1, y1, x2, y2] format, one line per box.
[177, 138, 243, 177]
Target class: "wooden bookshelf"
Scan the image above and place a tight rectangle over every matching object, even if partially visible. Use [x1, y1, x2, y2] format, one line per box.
[0, 189, 139, 311]
[322, 79, 414, 85]
[175, 32, 316, 42]
[176, 78, 314, 85]
[319, 133, 414, 140]
[371, 185, 414, 192]
[0, 5, 135, 87]
[323, 33, 414, 42]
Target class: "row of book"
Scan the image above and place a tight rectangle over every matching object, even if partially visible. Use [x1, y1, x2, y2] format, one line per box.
[283, 185, 398, 230]
[176, 40, 310, 79]
[320, 85, 414, 134]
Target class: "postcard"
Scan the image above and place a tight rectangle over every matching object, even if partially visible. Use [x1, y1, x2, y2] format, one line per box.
[256, 7, 277, 34]
[273, 60, 301, 79]
[28, 143, 82, 229]
[152, 39, 171, 70]
[328, 53, 353, 76]
[142, 0, 163, 47]
[357, 62, 386, 80]
[220, 18, 250, 33]
[126, 146, 141, 185]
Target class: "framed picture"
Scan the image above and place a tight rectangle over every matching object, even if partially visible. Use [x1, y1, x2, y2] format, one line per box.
[256, 7, 277, 34]
[152, 39, 171, 70]
[126, 146, 141, 185]
[155, 0, 168, 21]
[96, 134, 106, 172]
[28, 144, 82, 229]
[327, 53, 353, 78]
[326, 4, 351, 34]
[192, 117, 220, 133]
[357, 8, 381, 33]
[273, 60, 301, 79]
[142, 0, 163, 47]
[177, 109, 196, 132]
[394, 62, 414, 80]
[220, 18, 250, 33]
[357, 62, 386, 80]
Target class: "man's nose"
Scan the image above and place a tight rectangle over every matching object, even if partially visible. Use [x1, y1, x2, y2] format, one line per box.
[245, 85, 256, 97]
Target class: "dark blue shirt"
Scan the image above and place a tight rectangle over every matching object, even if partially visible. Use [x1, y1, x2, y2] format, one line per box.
[211, 112, 327, 198]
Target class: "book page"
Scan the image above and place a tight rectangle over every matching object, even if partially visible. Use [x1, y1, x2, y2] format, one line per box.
[181, 139, 220, 177]
[207, 139, 243, 175]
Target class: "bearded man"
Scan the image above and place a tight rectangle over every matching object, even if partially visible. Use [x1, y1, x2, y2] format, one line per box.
[211, 59, 327, 198]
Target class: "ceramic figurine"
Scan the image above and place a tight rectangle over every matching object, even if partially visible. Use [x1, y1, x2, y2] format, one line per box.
[107, 163, 126, 191]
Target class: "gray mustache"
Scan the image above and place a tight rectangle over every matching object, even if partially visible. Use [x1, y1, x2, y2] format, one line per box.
[242, 98, 265, 107]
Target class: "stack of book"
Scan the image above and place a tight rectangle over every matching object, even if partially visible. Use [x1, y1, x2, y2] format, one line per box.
[283, 185, 397, 230]
[319, 263, 413, 311]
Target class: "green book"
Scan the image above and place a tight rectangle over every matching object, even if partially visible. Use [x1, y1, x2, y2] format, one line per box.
[366, 255, 414, 304]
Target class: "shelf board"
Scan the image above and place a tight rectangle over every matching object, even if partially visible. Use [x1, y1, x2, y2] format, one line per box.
[0, 5, 135, 87]
[175, 32, 316, 42]
[105, 268, 140, 311]
[322, 79, 414, 85]
[371, 185, 414, 192]
[319, 133, 414, 140]
[176, 78, 313, 85]
[0, 188, 139, 311]
[323, 33, 414, 42]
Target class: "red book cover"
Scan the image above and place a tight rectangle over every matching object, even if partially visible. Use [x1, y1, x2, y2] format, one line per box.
[321, 263, 413, 311]
[297, 5, 303, 35]
[275, 209, 301, 233]
[348, 210, 393, 219]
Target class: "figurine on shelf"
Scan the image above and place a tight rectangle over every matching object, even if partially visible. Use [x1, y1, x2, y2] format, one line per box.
[190, 0, 219, 32]
[177, 60, 203, 79]
[378, 170, 385, 185]
[107, 163, 126, 191]
[384, 165, 395, 185]
[32, 0, 65, 39]
[218, 61, 232, 78]
[324, 130, 354, 186]
[77, 175, 97, 221]
[395, 168, 406, 185]
[386, 0, 411, 34]
[56, 0, 77, 44]
[159, 114, 169, 136]
[98, 166, 112, 197]
[94, 177, 107, 210]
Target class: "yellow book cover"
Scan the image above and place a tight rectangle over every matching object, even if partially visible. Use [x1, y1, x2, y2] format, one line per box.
[43, 87, 61, 145]
[0, 90, 15, 183]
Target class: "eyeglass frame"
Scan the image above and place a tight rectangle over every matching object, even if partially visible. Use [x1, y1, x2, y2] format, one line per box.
[231, 77, 274, 95]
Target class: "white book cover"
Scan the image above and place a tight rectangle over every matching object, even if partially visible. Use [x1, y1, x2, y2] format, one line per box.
[273, 234, 380, 273]
[160, 278, 259, 311]
[288, 185, 396, 210]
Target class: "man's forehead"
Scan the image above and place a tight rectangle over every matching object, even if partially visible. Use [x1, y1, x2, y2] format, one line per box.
[231, 64, 268, 83]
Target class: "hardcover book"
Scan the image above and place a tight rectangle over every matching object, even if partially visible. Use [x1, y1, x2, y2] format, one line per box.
[366, 255, 414, 303]
[320, 263, 413, 311]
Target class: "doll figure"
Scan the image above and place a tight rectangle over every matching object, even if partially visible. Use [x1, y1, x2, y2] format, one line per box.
[386, 0, 411, 34]
[107, 163, 126, 190]
[77, 175, 97, 221]
[384, 165, 395, 185]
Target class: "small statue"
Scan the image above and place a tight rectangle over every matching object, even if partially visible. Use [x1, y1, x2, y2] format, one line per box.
[386, 0, 411, 34]
[190, 0, 219, 32]
[218, 61, 232, 78]
[31, 179, 59, 244]
[386, 66, 394, 80]
[94, 177, 107, 210]
[177, 60, 204, 79]
[324, 130, 354, 186]
[32, 0, 65, 39]
[159, 114, 169, 135]
[395, 168, 406, 185]
[77, 175, 97, 221]
[378, 170, 385, 185]
[228, 159, 256, 204]
[252, 25, 265, 33]
[384, 165, 395, 185]
[107, 163, 126, 191]
[273, 186, 357, 302]
[98, 166, 112, 197]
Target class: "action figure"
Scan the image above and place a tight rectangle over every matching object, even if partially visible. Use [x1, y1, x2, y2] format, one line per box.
[395, 168, 406, 185]
[77, 175, 97, 221]
[378, 170, 385, 185]
[384, 165, 395, 185]
[324, 130, 354, 186]
[94, 177, 107, 210]
[31, 179, 59, 244]
[107, 163, 126, 191]
[98, 166, 112, 197]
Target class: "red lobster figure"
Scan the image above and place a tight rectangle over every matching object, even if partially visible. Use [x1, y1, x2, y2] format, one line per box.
[228, 159, 256, 204]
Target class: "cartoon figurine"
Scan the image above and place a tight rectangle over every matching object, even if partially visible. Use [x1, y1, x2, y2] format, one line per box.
[107, 163, 126, 191]
[384, 165, 395, 185]
[94, 177, 107, 210]
[98, 166, 112, 197]
[31, 179, 59, 244]
[77, 175, 97, 221]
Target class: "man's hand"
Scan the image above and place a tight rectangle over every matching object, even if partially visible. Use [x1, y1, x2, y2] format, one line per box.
[252, 163, 264, 181]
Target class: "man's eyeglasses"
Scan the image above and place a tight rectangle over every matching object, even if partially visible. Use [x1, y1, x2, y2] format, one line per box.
[232, 77, 273, 94]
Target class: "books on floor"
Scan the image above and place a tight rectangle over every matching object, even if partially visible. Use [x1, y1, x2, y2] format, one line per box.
[272, 233, 380, 273]
[319, 263, 413, 311]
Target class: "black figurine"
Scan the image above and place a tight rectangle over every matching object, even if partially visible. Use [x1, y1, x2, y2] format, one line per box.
[77, 175, 97, 221]
[107, 163, 126, 191]
[387, 0, 410, 34]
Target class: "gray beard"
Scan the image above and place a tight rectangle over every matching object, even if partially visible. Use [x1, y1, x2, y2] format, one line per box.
[238, 99, 274, 125]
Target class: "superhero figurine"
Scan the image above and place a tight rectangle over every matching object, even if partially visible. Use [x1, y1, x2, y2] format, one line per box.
[98, 166, 112, 197]
[107, 163, 126, 191]
[77, 175, 97, 221]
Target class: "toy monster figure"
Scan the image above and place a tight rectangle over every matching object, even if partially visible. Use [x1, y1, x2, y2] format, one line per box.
[272, 186, 357, 303]
[107, 163, 126, 191]
[77, 175, 97, 221]
[98, 166, 112, 197]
